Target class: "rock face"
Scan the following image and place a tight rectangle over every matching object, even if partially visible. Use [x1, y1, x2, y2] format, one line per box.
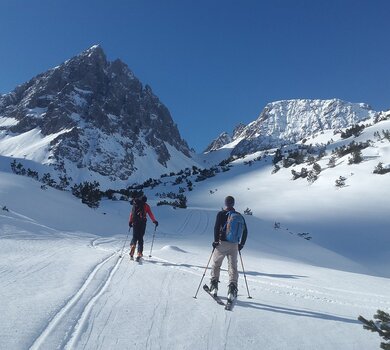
[0, 45, 193, 186]
[206, 99, 378, 155]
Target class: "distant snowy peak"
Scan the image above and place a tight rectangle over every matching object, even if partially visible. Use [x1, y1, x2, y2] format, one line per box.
[204, 132, 232, 152]
[0, 45, 195, 187]
[207, 99, 379, 155]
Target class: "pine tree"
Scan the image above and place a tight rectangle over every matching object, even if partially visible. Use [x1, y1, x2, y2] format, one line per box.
[291, 169, 300, 180]
[373, 162, 390, 175]
[328, 156, 337, 168]
[312, 162, 322, 174]
[348, 150, 363, 164]
[273, 149, 283, 165]
[358, 310, 390, 349]
[335, 176, 347, 188]
[71, 181, 102, 208]
[272, 164, 281, 174]
[41, 173, 56, 187]
[307, 170, 318, 184]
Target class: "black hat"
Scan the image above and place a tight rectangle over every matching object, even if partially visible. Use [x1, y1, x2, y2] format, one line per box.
[142, 195, 147, 203]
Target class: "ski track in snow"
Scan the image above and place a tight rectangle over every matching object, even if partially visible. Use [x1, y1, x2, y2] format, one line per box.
[63, 254, 123, 350]
[29, 252, 121, 350]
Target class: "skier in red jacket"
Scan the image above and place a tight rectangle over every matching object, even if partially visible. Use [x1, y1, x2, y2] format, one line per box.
[129, 196, 158, 260]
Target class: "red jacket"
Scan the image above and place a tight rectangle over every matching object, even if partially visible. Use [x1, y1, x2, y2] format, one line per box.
[129, 203, 156, 224]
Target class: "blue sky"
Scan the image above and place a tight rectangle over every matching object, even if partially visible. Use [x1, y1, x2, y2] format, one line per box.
[1, 0, 389, 151]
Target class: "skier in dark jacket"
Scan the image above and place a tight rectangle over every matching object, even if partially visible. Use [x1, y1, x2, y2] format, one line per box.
[209, 196, 247, 300]
[129, 196, 158, 260]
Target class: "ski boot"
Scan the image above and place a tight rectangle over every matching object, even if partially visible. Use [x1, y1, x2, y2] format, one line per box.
[136, 251, 143, 262]
[209, 278, 219, 297]
[129, 245, 136, 260]
[227, 282, 238, 302]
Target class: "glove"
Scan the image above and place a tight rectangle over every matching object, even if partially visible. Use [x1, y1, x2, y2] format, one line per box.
[238, 244, 244, 251]
[129, 222, 133, 228]
[212, 241, 219, 249]
[154, 221, 159, 227]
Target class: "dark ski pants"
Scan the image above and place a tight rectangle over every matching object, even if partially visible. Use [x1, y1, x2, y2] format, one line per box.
[130, 221, 147, 253]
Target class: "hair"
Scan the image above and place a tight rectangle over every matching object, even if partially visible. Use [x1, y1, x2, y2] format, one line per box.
[224, 196, 235, 208]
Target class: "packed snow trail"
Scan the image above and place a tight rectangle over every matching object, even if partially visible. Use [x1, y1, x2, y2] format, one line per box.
[1, 170, 389, 349]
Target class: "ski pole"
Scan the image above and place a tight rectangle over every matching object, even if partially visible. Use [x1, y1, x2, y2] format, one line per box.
[239, 250, 252, 299]
[148, 225, 157, 258]
[193, 247, 215, 299]
[119, 227, 131, 258]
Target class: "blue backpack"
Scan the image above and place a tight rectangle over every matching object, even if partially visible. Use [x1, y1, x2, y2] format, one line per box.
[223, 211, 245, 243]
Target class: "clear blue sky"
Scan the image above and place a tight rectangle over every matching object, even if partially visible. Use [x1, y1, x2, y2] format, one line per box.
[1, 0, 389, 151]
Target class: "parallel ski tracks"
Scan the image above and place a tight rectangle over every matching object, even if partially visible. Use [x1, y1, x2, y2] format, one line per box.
[29, 252, 124, 350]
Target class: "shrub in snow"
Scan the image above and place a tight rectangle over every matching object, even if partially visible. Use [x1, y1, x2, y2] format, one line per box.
[333, 141, 370, 158]
[300, 167, 308, 178]
[41, 173, 57, 187]
[10, 160, 26, 175]
[272, 164, 280, 174]
[291, 169, 301, 180]
[340, 124, 365, 139]
[307, 155, 316, 165]
[71, 181, 102, 208]
[373, 162, 390, 175]
[157, 194, 187, 209]
[57, 175, 70, 190]
[307, 170, 318, 184]
[186, 179, 193, 191]
[335, 176, 347, 188]
[244, 208, 253, 216]
[27, 168, 39, 180]
[328, 156, 337, 168]
[348, 150, 363, 165]
[273, 149, 283, 165]
[297, 232, 312, 240]
[358, 310, 390, 350]
[312, 162, 322, 174]
[382, 129, 390, 142]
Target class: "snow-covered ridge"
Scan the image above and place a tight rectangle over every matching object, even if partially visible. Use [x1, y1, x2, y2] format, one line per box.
[206, 98, 379, 155]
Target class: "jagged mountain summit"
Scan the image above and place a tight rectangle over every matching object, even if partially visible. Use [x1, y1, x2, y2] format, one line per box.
[206, 99, 379, 155]
[0, 45, 195, 188]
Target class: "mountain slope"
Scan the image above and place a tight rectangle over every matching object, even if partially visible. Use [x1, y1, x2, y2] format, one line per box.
[0, 45, 196, 188]
[206, 99, 379, 155]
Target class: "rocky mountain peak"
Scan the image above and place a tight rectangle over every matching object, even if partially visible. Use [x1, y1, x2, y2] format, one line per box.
[0, 46, 194, 188]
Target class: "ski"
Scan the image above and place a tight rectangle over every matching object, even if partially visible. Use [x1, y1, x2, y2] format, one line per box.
[203, 284, 225, 306]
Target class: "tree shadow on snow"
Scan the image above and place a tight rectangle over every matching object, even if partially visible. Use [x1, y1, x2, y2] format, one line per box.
[235, 300, 359, 324]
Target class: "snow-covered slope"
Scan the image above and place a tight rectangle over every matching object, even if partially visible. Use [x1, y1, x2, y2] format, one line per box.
[1, 167, 389, 350]
[144, 114, 390, 277]
[207, 99, 379, 155]
[0, 45, 197, 189]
